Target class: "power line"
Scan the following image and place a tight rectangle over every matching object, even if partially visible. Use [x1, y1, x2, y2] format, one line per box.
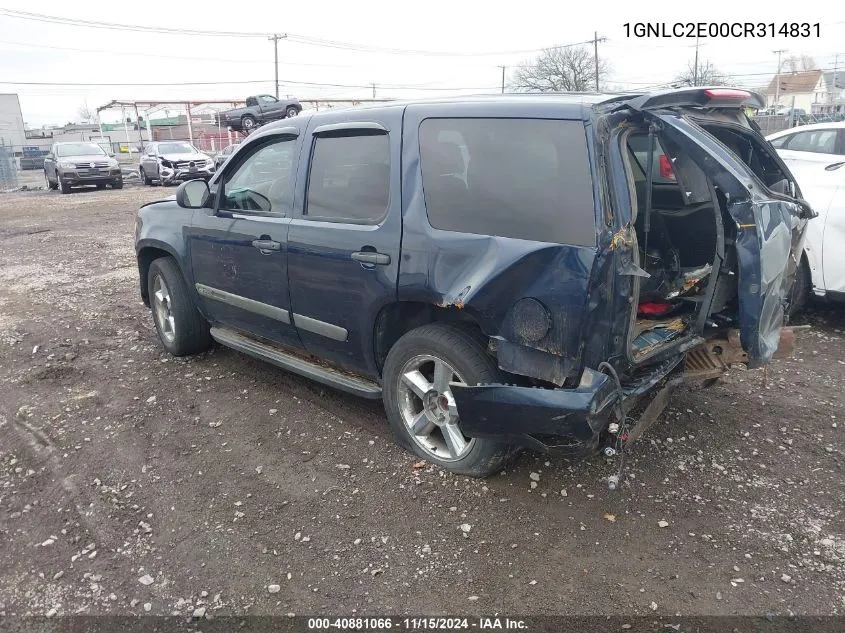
[0, 77, 501, 91]
[0, 39, 359, 68]
[0, 9, 268, 37]
[0, 9, 595, 57]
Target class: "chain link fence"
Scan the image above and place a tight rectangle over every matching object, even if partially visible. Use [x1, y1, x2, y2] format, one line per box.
[0, 146, 20, 191]
[752, 112, 845, 136]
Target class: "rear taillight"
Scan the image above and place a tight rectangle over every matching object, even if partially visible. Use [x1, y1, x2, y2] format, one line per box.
[659, 154, 675, 181]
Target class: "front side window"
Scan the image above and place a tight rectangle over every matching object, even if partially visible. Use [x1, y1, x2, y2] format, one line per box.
[56, 143, 106, 157]
[419, 118, 595, 247]
[305, 133, 390, 224]
[259, 95, 277, 106]
[221, 138, 296, 216]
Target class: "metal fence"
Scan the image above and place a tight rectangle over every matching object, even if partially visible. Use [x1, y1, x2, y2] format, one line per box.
[0, 146, 20, 190]
[752, 112, 845, 136]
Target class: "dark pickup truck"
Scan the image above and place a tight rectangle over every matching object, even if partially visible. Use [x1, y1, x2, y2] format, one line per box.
[136, 88, 812, 477]
[215, 95, 302, 132]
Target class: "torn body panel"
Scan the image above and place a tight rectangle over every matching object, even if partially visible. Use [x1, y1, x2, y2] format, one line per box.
[651, 111, 811, 365]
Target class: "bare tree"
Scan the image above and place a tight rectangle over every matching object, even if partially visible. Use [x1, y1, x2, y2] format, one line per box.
[511, 45, 609, 92]
[783, 55, 817, 72]
[77, 103, 96, 124]
[673, 60, 732, 87]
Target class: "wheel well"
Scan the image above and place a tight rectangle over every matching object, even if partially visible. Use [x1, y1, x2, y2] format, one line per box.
[373, 302, 488, 374]
[137, 247, 172, 307]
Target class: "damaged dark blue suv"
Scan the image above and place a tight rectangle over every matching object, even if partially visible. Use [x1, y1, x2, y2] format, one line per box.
[135, 88, 812, 476]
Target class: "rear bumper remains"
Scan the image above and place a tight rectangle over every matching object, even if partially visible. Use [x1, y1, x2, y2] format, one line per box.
[453, 327, 796, 456]
[451, 367, 622, 456]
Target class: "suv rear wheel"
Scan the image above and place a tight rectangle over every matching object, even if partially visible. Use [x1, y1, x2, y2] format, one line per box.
[147, 257, 211, 356]
[382, 323, 516, 477]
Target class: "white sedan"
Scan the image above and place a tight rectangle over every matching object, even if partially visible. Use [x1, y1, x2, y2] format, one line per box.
[767, 122, 845, 168]
[766, 124, 845, 309]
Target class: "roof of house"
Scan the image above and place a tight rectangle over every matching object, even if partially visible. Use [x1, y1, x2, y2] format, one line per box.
[822, 71, 845, 91]
[764, 70, 823, 95]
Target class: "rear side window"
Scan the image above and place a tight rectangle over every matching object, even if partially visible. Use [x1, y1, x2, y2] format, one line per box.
[306, 133, 390, 224]
[419, 118, 595, 247]
[783, 129, 837, 154]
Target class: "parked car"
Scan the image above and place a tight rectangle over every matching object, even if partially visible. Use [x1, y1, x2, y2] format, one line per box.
[778, 160, 845, 310]
[215, 95, 302, 132]
[767, 122, 845, 168]
[135, 88, 811, 477]
[139, 141, 215, 186]
[214, 142, 240, 169]
[43, 142, 123, 193]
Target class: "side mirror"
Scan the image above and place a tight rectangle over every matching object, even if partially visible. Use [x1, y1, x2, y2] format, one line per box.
[176, 179, 211, 209]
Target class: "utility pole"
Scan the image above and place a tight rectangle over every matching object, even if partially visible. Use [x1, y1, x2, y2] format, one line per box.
[269, 34, 287, 99]
[833, 53, 840, 111]
[592, 32, 606, 91]
[773, 49, 787, 109]
[498, 65, 506, 94]
[372, 83, 376, 98]
[693, 34, 700, 86]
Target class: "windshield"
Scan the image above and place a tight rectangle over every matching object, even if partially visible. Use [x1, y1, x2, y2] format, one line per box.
[57, 143, 106, 157]
[158, 142, 198, 154]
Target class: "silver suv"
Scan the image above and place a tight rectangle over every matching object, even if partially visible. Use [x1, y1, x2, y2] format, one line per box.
[139, 141, 215, 186]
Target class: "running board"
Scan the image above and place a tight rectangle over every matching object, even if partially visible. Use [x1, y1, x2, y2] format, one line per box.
[209, 326, 383, 400]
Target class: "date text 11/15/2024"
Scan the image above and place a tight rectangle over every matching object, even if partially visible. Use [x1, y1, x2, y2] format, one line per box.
[624, 22, 820, 38]
[308, 617, 528, 630]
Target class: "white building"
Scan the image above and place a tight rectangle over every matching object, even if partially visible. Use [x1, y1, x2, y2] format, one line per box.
[0, 93, 26, 149]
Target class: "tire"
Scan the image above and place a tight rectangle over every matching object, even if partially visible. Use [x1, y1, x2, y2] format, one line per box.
[285, 106, 298, 118]
[45, 170, 57, 190]
[789, 255, 811, 318]
[96, 183, 105, 190]
[382, 323, 516, 477]
[112, 179, 123, 189]
[147, 257, 211, 356]
[241, 115, 257, 131]
[140, 167, 152, 185]
[59, 178, 71, 194]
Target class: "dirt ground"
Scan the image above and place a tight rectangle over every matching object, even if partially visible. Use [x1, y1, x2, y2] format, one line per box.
[0, 182, 843, 619]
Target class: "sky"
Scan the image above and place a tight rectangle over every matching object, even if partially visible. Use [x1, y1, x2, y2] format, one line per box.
[1, 0, 843, 127]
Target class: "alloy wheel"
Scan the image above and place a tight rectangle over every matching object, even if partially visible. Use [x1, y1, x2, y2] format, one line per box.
[396, 354, 473, 461]
[152, 275, 176, 344]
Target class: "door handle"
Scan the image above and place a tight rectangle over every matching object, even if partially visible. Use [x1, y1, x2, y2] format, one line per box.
[351, 251, 390, 266]
[252, 239, 281, 253]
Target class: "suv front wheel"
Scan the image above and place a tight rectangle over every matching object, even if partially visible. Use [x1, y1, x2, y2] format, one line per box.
[147, 257, 211, 356]
[382, 323, 516, 477]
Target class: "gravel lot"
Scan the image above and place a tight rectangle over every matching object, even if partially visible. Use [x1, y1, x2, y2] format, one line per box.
[0, 183, 843, 619]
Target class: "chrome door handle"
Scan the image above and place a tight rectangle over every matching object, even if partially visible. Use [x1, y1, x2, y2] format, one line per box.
[351, 251, 390, 265]
[252, 239, 281, 253]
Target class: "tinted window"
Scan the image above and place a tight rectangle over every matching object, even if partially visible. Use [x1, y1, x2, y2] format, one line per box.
[222, 139, 296, 216]
[306, 133, 390, 223]
[785, 130, 837, 153]
[419, 119, 595, 246]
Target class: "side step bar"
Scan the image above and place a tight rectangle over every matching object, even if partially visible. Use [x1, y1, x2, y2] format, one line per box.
[209, 326, 383, 400]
